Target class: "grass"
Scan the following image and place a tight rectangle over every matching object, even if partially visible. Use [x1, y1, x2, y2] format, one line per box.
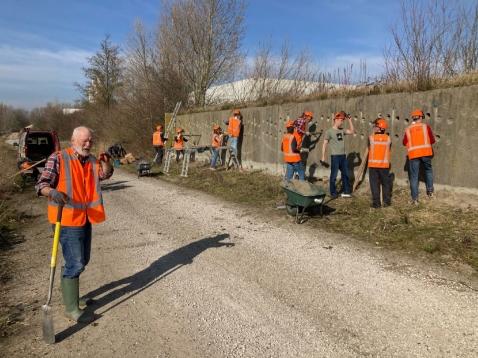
[122, 156, 478, 277]
[1, 139, 478, 333]
[0, 136, 32, 336]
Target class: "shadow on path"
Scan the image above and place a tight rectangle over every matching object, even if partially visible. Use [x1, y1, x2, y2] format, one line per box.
[55, 233, 233, 342]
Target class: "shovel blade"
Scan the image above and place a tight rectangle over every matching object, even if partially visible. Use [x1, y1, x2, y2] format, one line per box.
[42, 304, 55, 344]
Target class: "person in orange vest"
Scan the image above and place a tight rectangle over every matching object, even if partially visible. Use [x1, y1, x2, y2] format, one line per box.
[293, 111, 313, 149]
[152, 125, 167, 165]
[174, 127, 188, 164]
[368, 119, 392, 209]
[210, 125, 223, 170]
[35, 126, 114, 324]
[402, 109, 435, 204]
[225, 109, 242, 154]
[282, 120, 305, 180]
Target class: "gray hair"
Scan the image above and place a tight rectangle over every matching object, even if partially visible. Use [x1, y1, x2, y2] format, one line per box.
[72, 126, 94, 138]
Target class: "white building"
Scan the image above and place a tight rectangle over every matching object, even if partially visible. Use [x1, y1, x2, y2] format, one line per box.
[203, 78, 355, 105]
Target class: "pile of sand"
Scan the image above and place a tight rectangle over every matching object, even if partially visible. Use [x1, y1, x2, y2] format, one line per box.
[280, 179, 324, 196]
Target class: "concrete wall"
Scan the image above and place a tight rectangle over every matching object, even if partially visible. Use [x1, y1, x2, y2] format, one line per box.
[173, 85, 478, 192]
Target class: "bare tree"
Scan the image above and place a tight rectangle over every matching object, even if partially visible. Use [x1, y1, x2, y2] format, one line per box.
[455, 1, 478, 74]
[225, 35, 322, 103]
[122, 19, 163, 129]
[157, 0, 247, 107]
[28, 101, 68, 131]
[381, 0, 460, 90]
[381, 0, 478, 90]
[74, 33, 124, 109]
[0, 103, 16, 133]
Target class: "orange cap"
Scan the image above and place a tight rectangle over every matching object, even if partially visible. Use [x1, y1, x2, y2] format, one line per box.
[334, 111, 346, 119]
[375, 119, 387, 130]
[411, 110, 424, 119]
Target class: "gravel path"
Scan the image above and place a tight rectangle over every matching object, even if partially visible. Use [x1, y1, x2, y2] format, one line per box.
[3, 169, 478, 357]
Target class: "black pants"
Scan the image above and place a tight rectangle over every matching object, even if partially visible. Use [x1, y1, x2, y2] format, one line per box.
[154, 146, 164, 164]
[369, 167, 391, 207]
[175, 150, 184, 163]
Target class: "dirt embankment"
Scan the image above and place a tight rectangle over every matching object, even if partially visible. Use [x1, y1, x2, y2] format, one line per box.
[4, 132, 19, 146]
[2, 169, 478, 357]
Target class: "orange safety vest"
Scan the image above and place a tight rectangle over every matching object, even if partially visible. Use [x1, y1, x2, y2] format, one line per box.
[228, 116, 241, 137]
[174, 135, 184, 150]
[212, 133, 221, 147]
[153, 131, 164, 146]
[293, 131, 303, 150]
[282, 134, 300, 163]
[47, 148, 105, 226]
[404, 123, 433, 159]
[368, 134, 391, 168]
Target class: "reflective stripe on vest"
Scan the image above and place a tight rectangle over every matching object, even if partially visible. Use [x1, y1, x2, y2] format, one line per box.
[47, 148, 105, 225]
[153, 131, 164, 146]
[228, 116, 240, 137]
[212, 133, 221, 147]
[282, 134, 300, 163]
[368, 134, 391, 168]
[405, 123, 432, 159]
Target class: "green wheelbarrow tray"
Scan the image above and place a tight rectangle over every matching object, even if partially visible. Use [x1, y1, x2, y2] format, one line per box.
[280, 180, 327, 223]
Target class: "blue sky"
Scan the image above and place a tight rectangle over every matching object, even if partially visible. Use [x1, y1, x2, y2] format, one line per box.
[0, 0, 401, 110]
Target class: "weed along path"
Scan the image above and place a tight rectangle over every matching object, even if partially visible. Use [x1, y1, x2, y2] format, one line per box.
[3, 169, 478, 357]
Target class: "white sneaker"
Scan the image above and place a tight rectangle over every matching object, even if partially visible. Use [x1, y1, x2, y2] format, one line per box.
[409, 199, 419, 205]
[341, 193, 355, 198]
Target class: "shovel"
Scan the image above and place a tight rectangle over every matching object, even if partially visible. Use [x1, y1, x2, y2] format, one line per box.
[42, 205, 63, 344]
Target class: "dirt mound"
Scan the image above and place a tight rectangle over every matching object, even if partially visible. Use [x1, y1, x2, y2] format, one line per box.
[280, 179, 325, 196]
[3, 132, 20, 145]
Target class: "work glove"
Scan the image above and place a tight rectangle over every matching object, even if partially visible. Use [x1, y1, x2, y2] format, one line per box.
[49, 189, 69, 205]
[306, 131, 310, 136]
[98, 151, 111, 162]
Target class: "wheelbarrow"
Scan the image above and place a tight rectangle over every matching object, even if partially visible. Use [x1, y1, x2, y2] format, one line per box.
[133, 158, 152, 178]
[279, 180, 327, 224]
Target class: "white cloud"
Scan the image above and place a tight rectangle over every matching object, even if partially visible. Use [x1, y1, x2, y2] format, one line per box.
[0, 45, 92, 108]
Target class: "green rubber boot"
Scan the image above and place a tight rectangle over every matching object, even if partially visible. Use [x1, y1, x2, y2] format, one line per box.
[61, 277, 95, 323]
[59, 267, 94, 308]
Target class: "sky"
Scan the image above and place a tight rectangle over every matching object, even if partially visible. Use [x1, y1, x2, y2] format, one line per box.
[0, 0, 402, 110]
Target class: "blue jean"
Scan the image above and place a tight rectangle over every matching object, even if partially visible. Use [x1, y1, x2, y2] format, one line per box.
[211, 148, 220, 167]
[229, 136, 238, 152]
[286, 162, 305, 180]
[55, 222, 92, 279]
[330, 154, 350, 195]
[408, 156, 434, 199]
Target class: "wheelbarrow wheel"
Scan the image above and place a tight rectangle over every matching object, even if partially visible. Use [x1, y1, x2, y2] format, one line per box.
[286, 204, 300, 216]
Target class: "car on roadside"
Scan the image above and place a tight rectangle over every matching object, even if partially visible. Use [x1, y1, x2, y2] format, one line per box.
[13, 128, 61, 168]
